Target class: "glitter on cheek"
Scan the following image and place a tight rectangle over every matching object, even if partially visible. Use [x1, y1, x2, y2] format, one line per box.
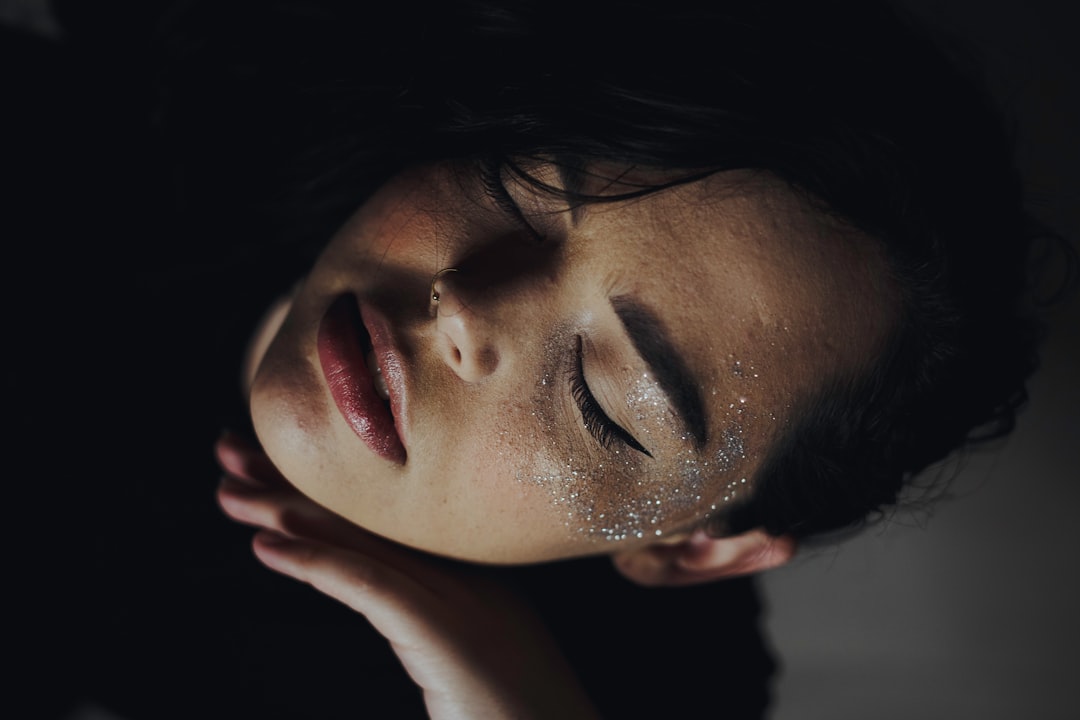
[715, 425, 746, 473]
[509, 339, 775, 545]
[514, 365, 719, 543]
[701, 361, 760, 520]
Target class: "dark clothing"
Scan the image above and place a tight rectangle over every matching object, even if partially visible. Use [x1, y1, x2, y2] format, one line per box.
[503, 559, 777, 719]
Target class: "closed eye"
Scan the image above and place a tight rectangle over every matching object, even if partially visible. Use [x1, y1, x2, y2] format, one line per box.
[478, 158, 546, 244]
[569, 335, 652, 458]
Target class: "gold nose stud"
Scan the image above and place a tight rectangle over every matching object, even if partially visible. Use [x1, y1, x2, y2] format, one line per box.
[430, 267, 459, 303]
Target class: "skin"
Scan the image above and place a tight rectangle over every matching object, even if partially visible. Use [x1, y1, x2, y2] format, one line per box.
[247, 161, 894, 564]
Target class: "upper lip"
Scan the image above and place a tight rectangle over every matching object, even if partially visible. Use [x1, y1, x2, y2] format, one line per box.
[359, 301, 411, 449]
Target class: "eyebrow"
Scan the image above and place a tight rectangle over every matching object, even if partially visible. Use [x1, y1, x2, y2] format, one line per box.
[612, 295, 708, 450]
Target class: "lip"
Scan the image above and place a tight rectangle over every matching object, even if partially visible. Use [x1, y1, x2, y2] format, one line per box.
[317, 294, 407, 464]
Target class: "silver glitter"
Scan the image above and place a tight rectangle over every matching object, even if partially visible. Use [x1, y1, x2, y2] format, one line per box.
[714, 426, 746, 473]
[514, 337, 773, 543]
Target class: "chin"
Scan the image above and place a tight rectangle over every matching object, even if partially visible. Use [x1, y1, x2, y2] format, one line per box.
[249, 354, 335, 480]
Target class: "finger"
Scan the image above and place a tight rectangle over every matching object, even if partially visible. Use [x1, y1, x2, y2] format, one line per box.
[218, 480, 439, 576]
[216, 477, 356, 542]
[216, 476, 286, 529]
[214, 431, 287, 487]
[251, 531, 442, 634]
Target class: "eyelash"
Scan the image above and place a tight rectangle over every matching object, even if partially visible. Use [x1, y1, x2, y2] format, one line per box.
[569, 335, 652, 458]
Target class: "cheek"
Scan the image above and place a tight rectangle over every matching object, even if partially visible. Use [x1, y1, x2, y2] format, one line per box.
[474, 402, 567, 529]
[517, 445, 709, 544]
[397, 397, 583, 563]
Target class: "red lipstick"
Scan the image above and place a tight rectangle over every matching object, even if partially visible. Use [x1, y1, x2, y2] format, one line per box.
[317, 294, 406, 464]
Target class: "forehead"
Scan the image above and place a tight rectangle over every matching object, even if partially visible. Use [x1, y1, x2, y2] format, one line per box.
[575, 170, 891, 361]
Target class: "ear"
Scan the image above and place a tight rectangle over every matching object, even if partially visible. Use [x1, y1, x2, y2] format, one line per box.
[611, 528, 796, 587]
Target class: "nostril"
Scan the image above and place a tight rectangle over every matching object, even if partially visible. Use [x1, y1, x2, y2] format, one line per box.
[431, 271, 502, 381]
[478, 347, 499, 373]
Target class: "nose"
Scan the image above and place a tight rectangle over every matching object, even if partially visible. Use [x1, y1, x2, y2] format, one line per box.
[431, 270, 501, 382]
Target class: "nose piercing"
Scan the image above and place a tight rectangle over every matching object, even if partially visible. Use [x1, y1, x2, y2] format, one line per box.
[430, 267, 459, 303]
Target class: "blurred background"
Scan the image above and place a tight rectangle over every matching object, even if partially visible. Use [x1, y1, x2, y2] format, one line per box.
[760, 2, 1079, 718]
[4, 1, 1076, 718]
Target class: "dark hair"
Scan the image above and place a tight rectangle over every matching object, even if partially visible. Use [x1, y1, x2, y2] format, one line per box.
[157, 0, 1068, 541]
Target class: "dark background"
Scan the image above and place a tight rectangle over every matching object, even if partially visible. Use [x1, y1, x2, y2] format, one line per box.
[4, 1, 1077, 718]
[4, 2, 414, 717]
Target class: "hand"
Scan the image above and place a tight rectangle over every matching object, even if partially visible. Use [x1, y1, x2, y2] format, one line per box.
[215, 432, 599, 720]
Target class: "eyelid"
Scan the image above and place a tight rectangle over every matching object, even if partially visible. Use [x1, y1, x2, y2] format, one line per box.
[478, 160, 546, 243]
[571, 335, 653, 458]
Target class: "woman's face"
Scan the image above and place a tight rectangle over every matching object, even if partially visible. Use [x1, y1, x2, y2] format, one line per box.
[249, 162, 891, 563]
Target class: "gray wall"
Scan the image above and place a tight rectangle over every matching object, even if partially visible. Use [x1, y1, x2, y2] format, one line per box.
[761, 2, 1080, 717]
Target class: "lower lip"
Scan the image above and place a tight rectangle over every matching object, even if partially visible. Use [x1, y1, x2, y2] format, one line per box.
[317, 294, 406, 464]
